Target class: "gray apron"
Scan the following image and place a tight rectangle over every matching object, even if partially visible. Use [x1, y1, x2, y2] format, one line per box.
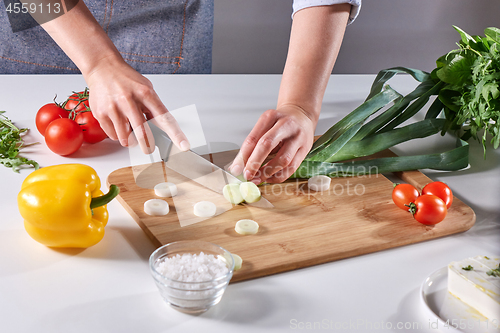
[0, 0, 214, 74]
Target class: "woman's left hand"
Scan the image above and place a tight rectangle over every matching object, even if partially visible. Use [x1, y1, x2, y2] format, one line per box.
[230, 105, 316, 183]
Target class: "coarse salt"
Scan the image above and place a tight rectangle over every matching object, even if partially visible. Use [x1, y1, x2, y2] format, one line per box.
[152, 251, 233, 311]
[156, 252, 229, 282]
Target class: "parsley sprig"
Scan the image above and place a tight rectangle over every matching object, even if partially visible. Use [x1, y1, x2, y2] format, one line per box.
[0, 111, 39, 172]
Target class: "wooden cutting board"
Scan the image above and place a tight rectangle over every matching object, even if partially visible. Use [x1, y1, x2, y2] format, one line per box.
[107, 149, 475, 283]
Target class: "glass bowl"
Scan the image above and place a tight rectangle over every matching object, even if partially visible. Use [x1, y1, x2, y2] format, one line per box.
[149, 240, 234, 314]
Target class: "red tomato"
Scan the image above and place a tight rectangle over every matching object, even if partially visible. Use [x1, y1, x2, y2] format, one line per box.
[411, 194, 447, 225]
[64, 91, 89, 112]
[35, 103, 68, 136]
[75, 111, 107, 144]
[45, 118, 83, 156]
[422, 181, 453, 209]
[392, 183, 420, 210]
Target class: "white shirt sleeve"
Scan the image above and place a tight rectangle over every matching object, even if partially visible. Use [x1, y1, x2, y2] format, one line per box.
[292, 0, 362, 24]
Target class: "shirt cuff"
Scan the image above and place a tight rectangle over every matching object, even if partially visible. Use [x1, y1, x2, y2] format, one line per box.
[292, 0, 362, 25]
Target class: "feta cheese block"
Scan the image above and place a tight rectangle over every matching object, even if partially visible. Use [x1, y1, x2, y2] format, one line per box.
[448, 256, 500, 320]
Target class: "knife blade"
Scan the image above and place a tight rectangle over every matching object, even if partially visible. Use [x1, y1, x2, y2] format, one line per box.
[149, 122, 274, 208]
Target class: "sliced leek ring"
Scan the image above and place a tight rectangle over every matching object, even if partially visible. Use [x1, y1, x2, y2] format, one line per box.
[308, 175, 331, 192]
[154, 182, 178, 198]
[144, 199, 170, 216]
[193, 201, 217, 217]
[235, 219, 259, 235]
[222, 252, 243, 271]
[232, 253, 243, 271]
[239, 182, 261, 203]
[223, 183, 244, 204]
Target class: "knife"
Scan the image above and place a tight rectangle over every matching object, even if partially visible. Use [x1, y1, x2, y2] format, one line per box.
[149, 122, 274, 208]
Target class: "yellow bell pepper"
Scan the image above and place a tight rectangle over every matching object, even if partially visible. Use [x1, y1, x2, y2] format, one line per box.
[17, 164, 119, 248]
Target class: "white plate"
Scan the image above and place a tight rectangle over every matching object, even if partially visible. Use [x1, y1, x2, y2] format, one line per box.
[420, 266, 500, 333]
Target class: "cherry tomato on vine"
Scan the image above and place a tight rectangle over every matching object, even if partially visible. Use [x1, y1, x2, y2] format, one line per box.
[392, 183, 420, 210]
[45, 118, 83, 156]
[35, 103, 68, 136]
[64, 91, 89, 112]
[410, 194, 447, 225]
[422, 181, 453, 209]
[75, 111, 107, 144]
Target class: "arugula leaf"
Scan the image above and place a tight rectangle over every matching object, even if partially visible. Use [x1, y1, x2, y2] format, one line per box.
[482, 82, 500, 100]
[0, 111, 39, 172]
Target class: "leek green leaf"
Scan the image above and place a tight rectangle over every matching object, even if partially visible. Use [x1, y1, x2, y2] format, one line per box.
[291, 139, 468, 179]
[307, 85, 401, 157]
[327, 119, 445, 163]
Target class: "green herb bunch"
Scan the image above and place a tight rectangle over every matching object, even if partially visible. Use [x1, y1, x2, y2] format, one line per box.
[0, 111, 39, 172]
[435, 26, 500, 152]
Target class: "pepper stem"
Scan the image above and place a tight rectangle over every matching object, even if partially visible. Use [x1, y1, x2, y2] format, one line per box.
[90, 185, 120, 209]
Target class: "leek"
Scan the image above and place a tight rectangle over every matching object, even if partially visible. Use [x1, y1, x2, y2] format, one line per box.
[290, 67, 469, 179]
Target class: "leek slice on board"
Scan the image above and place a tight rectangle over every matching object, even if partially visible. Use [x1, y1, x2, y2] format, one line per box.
[235, 219, 259, 235]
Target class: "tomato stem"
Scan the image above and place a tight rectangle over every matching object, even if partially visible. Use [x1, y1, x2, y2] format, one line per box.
[406, 202, 417, 216]
[52, 94, 65, 109]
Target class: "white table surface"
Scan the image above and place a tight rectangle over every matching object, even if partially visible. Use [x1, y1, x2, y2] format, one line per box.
[0, 74, 498, 333]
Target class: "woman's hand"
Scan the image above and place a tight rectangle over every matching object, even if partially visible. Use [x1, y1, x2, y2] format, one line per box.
[230, 105, 316, 183]
[230, 4, 350, 183]
[85, 58, 190, 153]
[38, 0, 189, 154]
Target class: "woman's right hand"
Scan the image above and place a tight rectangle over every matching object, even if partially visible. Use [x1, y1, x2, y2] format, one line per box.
[37, 0, 189, 154]
[84, 56, 190, 153]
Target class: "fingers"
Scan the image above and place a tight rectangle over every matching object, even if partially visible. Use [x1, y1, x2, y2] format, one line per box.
[127, 129, 138, 148]
[89, 95, 134, 147]
[96, 116, 118, 141]
[88, 80, 189, 154]
[95, 103, 155, 155]
[103, 97, 147, 151]
[111, 99, 137, 147]
[243, 119, 294, 181]
[230, 106, 315, 184]
[265, 148, 306, 183]
[128, 109, 155, 154]
[230, 110, 278, 176]
[229, 151, 245, 177]
[257, 140, 301, 183]
[143, 93, 190, 151]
